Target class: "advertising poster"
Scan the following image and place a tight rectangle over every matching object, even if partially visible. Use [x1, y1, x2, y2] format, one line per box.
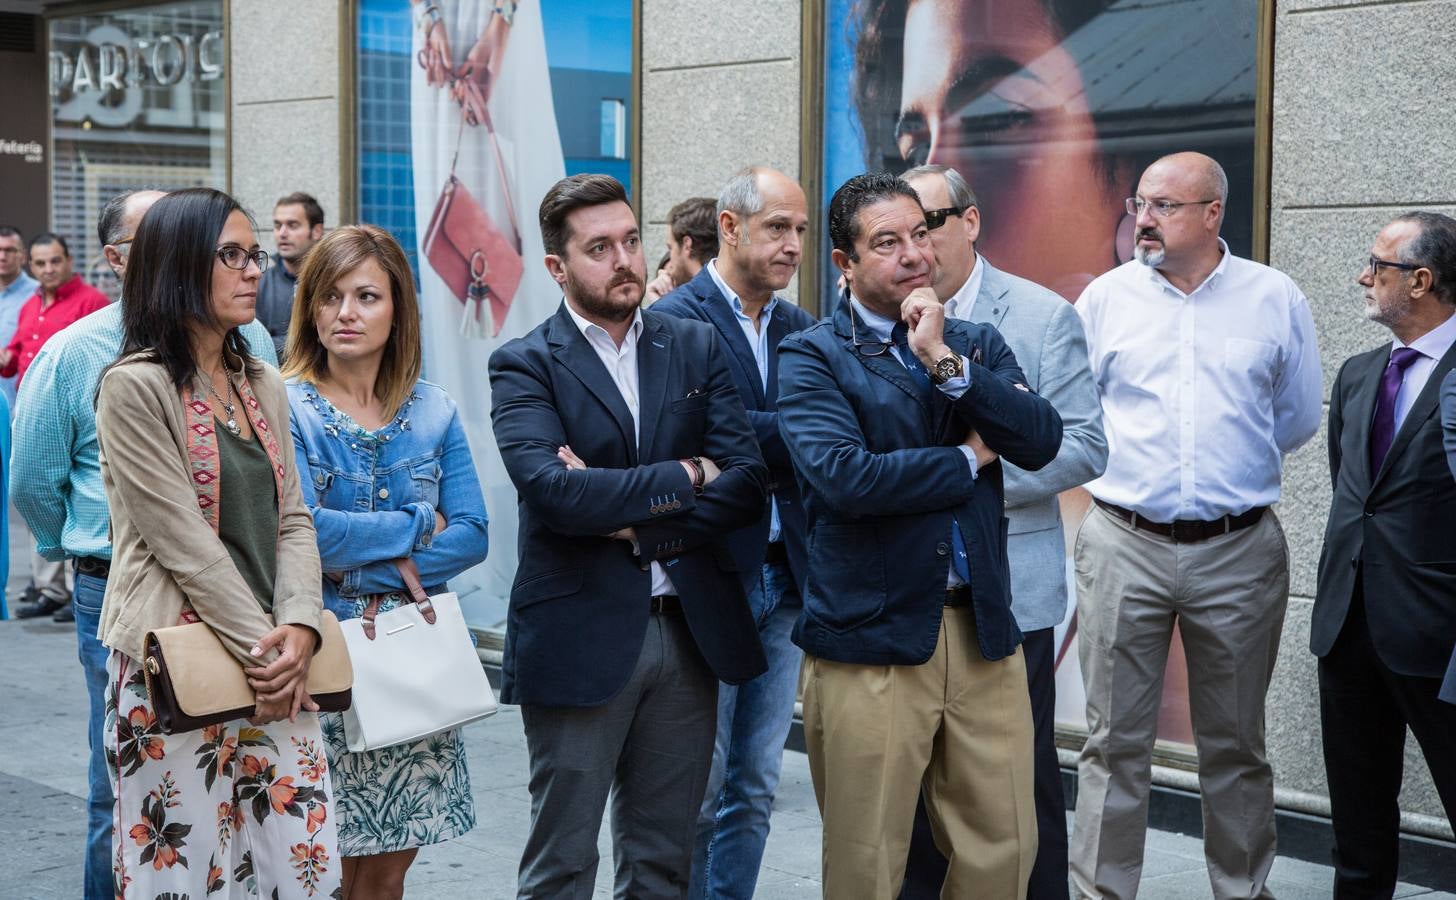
[357, 0, 634, 632]
[821, 0, 1261, 753]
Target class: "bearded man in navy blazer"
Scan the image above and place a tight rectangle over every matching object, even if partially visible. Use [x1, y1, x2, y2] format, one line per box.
[653, 166, 818, 900]
[488, 174, 769, 899]
[777, 172, 1062, 899]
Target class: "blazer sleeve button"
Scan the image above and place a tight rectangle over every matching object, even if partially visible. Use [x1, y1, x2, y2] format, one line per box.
[936, 542, 950, 556]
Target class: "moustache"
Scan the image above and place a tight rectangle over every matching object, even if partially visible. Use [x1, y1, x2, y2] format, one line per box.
[610, 273, 644, 289]
[1138, 229, 1163, 243]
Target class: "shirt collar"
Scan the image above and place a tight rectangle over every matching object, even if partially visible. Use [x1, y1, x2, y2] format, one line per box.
[849, 294, 898, 343]
[1143, 238, 1232, 297]
[1393, 308, 1456, 360]
[564, 297, 643, 348]
[707, 259, 779, 321]
[944, 253, 983, 319]
[271, 254, 298, 283]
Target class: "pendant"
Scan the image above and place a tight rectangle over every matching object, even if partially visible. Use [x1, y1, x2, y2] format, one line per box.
[225, 417, 240, 436]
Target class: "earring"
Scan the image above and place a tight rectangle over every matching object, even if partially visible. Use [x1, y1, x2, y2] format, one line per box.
[1114, 211, 1136, 265]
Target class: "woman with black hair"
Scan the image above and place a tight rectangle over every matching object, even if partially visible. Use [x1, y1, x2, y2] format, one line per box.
[94, 187, 341, 898]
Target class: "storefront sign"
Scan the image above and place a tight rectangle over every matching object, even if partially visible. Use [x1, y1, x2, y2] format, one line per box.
[49, 26, 223, 97]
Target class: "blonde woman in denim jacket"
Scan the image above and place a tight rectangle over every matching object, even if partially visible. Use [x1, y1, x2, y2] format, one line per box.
[282, 225, 488, 899]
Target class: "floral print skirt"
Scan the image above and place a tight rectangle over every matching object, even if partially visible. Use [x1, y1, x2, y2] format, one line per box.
[320, 712, 476, 857]
[105, 651, 342, 898]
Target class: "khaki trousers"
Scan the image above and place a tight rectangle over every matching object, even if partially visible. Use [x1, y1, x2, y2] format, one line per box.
[803, 606, 1036, 900]
[1070, 505, 1288, 900]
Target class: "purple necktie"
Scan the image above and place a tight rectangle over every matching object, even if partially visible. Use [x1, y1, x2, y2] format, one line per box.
[1370, 346, 1422, 474]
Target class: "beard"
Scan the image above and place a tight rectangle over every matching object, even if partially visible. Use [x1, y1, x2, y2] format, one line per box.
[1364, 290, 1412, 327]
[566, 267, 644, 323]
[1133, 227, 1165, 267]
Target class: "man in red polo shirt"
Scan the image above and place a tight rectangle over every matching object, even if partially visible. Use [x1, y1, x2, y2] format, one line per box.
[7, 231, 108, 623]
[1, 233, 109, 388]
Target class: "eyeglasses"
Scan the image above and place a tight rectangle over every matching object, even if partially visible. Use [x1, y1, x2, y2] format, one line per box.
[215, 246, 270, 272]
[0, 247, 20, 256]
[1125, 197, 1217, 218]
[1367, 255, 1422, 277]
[923, 206, 965, 230]
[848, 302, 895, 357]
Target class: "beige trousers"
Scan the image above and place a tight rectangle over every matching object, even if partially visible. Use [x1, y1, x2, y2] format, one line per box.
[803, 606, 1037, 900]
[1070, 504, 1288, 900]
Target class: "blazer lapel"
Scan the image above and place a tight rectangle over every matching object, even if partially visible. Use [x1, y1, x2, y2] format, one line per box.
[548, 305, 638, 462]
[1373, 340, 1456, 489]
[765, 304, 791, 411]
[1345, 348, 1386, 492]
[834, 304, 932, 421]
[968, 260, 1012, 331]
[636, 318, 672, 458]
[697, 280, 767, 407]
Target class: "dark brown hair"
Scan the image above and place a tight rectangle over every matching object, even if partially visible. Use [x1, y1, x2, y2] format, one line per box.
[275, 191, 324, 228]
[667, 197, 718, 264]
[538, 174, 630, 257]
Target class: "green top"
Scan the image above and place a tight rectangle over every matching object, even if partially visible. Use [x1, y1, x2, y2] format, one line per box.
[216, 421, 280, 612]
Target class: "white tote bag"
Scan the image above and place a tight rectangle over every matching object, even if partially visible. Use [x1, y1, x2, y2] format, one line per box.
[339, 558, 497, 751]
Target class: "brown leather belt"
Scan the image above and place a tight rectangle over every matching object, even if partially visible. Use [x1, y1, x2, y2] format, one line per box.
[649, 594, 683, 615]
[763, 541, 789, 566]
[944, 585, 972, 608]
[1095, 499, 1266, 544]
[74, 556, 110, 579]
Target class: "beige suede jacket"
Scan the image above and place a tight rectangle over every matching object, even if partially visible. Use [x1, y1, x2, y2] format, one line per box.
[95, 356, 322, 666]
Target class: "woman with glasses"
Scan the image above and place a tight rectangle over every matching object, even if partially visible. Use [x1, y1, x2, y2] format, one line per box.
[282, 224, 488, 900]
[94, 188, 341, 898]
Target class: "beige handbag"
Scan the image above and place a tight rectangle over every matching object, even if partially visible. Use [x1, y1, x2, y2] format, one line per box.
[142, 610, 354, 734]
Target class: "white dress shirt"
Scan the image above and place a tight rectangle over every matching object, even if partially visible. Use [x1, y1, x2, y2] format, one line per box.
[850, 297, 976, 586]
[1077, 240, 1323, 522]
[706, 259, 783, 542]
[1390, 310, 1456, 432]
[942, 252, 984, 323]
[564, 300, 676, 596]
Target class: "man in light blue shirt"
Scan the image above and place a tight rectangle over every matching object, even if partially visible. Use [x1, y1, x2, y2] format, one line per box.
[0, 225, 38, 410]
[10, 190, 278, 900]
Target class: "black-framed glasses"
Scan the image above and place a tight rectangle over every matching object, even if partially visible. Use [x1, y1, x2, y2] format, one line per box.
[923, 206, 965, 230]
[1367, 255, 1422, 277]
[216, 246, 269, 272]
[849, 306, 895, 357]
[1125, 197, 1217, 218]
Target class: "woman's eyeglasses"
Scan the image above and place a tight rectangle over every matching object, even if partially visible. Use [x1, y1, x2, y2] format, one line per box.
[215, 246, 270, 272]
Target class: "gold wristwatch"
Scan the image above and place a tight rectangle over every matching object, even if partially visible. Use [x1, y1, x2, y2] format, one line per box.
[927, 352, 964, 385]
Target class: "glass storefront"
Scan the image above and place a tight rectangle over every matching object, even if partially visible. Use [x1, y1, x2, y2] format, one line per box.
[48, 0, 226, 299]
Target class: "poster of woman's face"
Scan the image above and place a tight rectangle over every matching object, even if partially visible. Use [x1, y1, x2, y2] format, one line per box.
[821, 0, 1262, 751]
[826, 0, 1260, 301]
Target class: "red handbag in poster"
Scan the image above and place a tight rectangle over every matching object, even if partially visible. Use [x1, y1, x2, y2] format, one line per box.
[422, 112, 523, 337]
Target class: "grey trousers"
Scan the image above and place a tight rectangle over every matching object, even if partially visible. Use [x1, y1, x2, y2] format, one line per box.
[1070, 504, 1288, 900]
[517, 612, 718, 900]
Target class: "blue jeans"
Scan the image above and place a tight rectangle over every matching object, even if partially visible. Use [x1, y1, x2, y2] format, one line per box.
[690, 560, 802, 900]
[73, 572, 113, 900]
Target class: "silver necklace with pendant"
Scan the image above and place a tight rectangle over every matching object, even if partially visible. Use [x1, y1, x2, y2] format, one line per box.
[202, 364, 241, 436]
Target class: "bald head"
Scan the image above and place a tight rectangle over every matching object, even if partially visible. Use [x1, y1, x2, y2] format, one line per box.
[715, 165, 808, 299]
[1146, 152, 1228, 208]
[100, 189, 167, 278]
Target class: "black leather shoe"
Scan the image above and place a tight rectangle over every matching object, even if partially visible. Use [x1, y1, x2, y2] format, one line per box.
[52, 605, 75, 623]
[15, 596, 67, 619]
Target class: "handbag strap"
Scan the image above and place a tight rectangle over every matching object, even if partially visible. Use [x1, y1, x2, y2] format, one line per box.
[358, 558, 437, 641]
[447, 104, 522, 253]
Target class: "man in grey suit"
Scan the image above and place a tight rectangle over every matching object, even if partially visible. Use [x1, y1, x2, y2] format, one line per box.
[899, 164, 1107, 899]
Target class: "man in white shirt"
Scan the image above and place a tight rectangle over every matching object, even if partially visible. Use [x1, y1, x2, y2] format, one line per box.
[1070, 152, 1323, 900]
[1316, 212, 1456, 897]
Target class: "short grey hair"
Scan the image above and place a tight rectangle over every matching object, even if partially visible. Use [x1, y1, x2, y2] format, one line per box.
[1394, 211, 1456, 306]
[1207, 159, 1229, 205]
[902, 164, 978, 210]
[717, 166, 769, 220]
[97, 190, 141, 247]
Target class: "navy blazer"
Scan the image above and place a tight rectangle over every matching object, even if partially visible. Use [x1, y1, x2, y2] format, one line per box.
[651, 266, 818, 590]
[777, 301, 1063, 665]
[489, 304, 770, 707]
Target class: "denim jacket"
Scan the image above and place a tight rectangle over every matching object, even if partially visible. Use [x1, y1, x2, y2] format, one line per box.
[287, 378, 488, 620]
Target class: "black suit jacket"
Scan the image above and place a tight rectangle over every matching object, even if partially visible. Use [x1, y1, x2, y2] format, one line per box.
[777, 301, 1063, 665]
[650, 266, 818, 591]
[489, 304, 770, 707]
[1313, 339, 1456, 677]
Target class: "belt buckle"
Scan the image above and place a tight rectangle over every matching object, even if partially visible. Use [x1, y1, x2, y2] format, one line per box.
[1168, 520, 1188, 543]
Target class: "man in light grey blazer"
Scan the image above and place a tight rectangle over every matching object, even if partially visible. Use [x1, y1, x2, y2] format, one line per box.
[899, 164, 1107, 900]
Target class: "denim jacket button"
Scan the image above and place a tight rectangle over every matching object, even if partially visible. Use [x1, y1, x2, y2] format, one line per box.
[378, 488, 390, 500]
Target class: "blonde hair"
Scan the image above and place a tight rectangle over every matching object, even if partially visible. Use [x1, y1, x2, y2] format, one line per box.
[281, 224, 422, 417]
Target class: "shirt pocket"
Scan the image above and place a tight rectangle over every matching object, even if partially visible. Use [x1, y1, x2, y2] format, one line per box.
[1223, 338, 1278, 403]
[410, 461, 443, 507]
[307, 465, 337, 506]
